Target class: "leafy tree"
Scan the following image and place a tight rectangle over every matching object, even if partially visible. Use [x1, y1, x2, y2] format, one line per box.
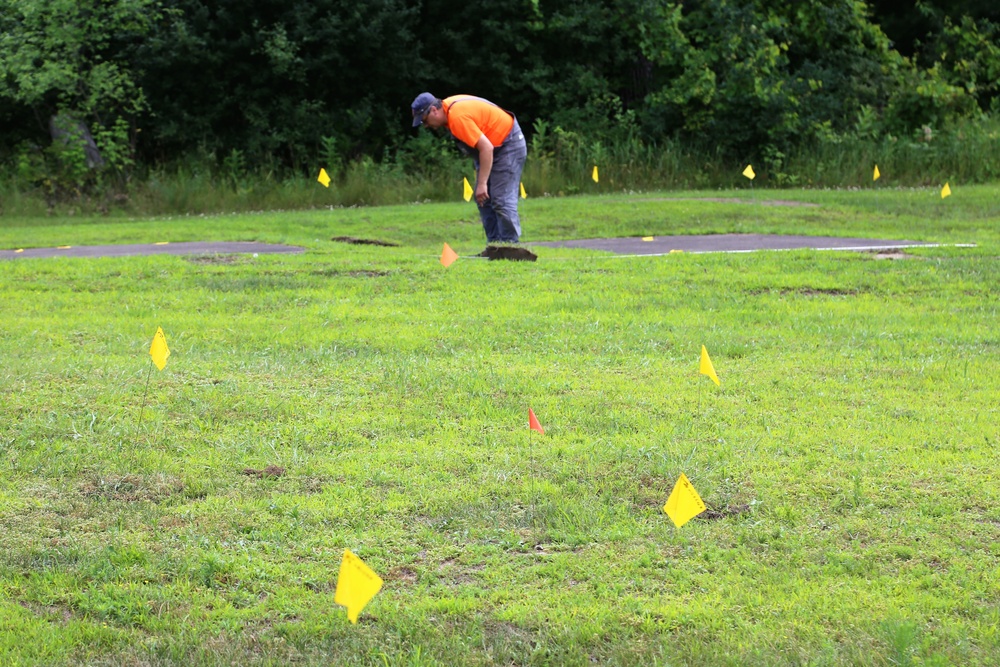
[133, 0, 425, 170]
[1, 0, 992, 183]
[0, 0, 166, 191]
[634, 0, 976, 161]
[869, 0, 1000, 58]
[869, 0, 999, 113]
[920, 16, 1000, 113]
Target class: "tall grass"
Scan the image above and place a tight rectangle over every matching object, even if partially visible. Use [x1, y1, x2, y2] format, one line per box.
[783, 114, 1000, 187]
[1, 115, 998, 218]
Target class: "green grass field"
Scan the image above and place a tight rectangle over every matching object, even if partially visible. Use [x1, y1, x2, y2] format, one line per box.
[1, 186, 998, 666]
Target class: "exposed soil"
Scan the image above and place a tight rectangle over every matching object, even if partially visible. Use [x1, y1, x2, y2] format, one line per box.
[347, 270, 391, 277]
[386, 566, 419, 585]
[481, 246, 538, 261]
[330, 236, 399, 247]
[241, 465, 286, 479]
[185, 254, 244, 264]
[701, 503, 752, 520]
[871, 250, 920, 260]
[309, 268, 390, 277]
[80, 474, 184, 502]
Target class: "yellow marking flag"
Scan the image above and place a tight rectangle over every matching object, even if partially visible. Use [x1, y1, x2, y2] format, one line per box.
[873, 165, 881, 181]
[154, 242, 169, 245]
[664, 473, 706, 528]
[149, 327, 170, 371]
[334, 549, 383, 624]
[463, 177, 473, 202]
[15, 249, 24, 253]
[742, 164, 755, 180]
[642, 236, 654, 242]
[57, 246, 72, 249]
[440, 242, 459, 268]
[317, 168, 331, 188]
[520, 182, 527, 199]
[592, 165, 599, 183]
[941, 182, 951, 199]
[700, 345, 720, 386]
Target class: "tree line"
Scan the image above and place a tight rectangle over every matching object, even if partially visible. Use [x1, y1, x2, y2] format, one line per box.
[1, 0, 997, 192]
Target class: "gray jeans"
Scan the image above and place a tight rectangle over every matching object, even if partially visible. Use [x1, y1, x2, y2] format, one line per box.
[475, 119, 526, 243]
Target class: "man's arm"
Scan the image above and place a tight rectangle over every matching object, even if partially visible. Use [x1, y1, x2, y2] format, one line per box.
[474, 134, 494, 205]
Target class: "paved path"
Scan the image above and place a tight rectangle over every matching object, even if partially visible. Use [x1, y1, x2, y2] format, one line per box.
[531, 234, 935, 255]
[0, 241, 304, 260]
[2, 235, 947, 261]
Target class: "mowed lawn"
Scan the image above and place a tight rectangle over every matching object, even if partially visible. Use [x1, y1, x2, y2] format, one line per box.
[1, 187, 998, 666]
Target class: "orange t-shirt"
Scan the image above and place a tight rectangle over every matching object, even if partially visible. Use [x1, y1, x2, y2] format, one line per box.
[443, 95, 514, 149]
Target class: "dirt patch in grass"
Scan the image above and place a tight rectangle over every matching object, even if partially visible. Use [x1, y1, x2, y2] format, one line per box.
[746, 287, 861, 297]
[81, 473, 184, 502]
[386, 566, 418, 585]
[870, 250, 921, 260]
[480, 619, 539, 653]
[348, 270, 390, 277]
[634, 475, 671, 509]
[796, 287, 859, 296]
[701, 503, 752, 520]
[185, 254, 245, 265]
[240, 465, 286, 479]
[309, 268, 391, 278]
[16, 599, 74, 624]
[330, 236, 399, 247]
[297, 476, 328, 494]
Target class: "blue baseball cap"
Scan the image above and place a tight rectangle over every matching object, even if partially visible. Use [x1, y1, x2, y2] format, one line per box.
[411, 92, 438, 127]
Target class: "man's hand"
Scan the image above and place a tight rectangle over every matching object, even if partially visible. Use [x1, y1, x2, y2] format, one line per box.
[475, 135, 494, 206]
[475, 183, 489, 205]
